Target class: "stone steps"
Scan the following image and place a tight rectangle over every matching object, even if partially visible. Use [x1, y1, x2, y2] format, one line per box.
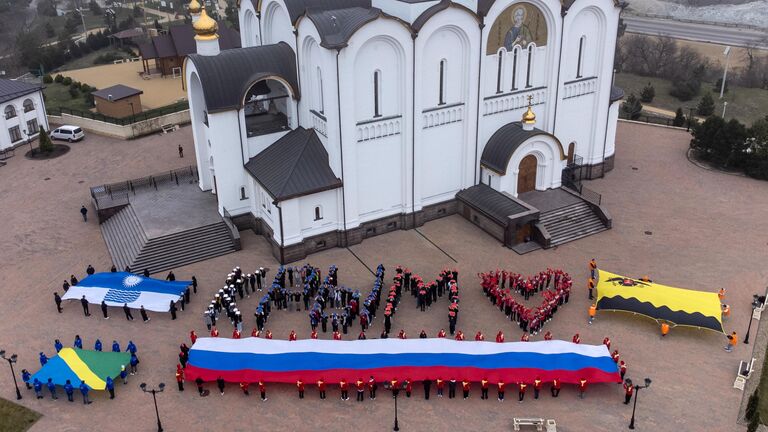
[539, 202, 608, 247]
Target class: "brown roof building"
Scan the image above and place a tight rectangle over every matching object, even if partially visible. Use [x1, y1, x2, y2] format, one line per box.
[92, 84, 143, 118]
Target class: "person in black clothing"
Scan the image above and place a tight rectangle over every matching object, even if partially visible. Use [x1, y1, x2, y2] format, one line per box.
[166, 271, 176, 281]
[192, 276, 198, 294]
[140, 305, 149, 322]
[70, 275, 78, 286]
[101, 300, 109, 319]
[86, 265, 95, 275]
[423, 379, 432, 400]
[54, 292, 63, 313]
[217, 377, 226, 395]
[170, 301, 177, 320]
[80, 295, 90, 316]
[178, 144, 184, 158]
[110, 265, 117, 272]
[62, 280, 70, 292]
[80, 205, 88, 222]
[123, 303, 134, 320]
[124, 266, 131, 272]
[448, 379, 457, 399]
[196, 377, 205, 395]
[143, 269, 150, 277]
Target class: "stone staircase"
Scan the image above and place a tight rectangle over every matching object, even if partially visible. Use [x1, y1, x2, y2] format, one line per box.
[100, 205, 237, 274]
[538, 201, 608, 247]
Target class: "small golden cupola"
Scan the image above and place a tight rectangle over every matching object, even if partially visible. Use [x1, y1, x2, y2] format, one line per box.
[521, 95, 536, 130]
[193, 9, 219, 41]
[188, 0, 202, 15]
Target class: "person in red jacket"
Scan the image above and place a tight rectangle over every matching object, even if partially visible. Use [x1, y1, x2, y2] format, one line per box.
[455, 330, 465, 341]
[333, 330, 342, 340]
[258, 381, 266, 401]
[623, 379, 634, 404]
[239, 381, 250, 396]
[533, 377, 542, 399]
[355, 379, 365, 401]
[210, 326, 219, 337]
[543, 331, 552, 341]
[265, 330, 273, 339]
[310, 329, 318, 339]
[340, 379, 349, 400]
[462, 380, 471, 399]
[611, 350, 620, 363]
[288, 330, 297, 341]
[317, 379, 326, 399]
[475, 331, 484, 341]
[296, 379, 305, 398]
[496, 331, 504, 343]
[518, 382, 527, 402]
[368, 376, 377, 400]
[405, 379, 412, 398]
[521, 333, 530, 342]
[497, 381, 505, 401]
[175, 364, 184, 391]
[190, 330, 197, 344]
[398, 330, 407, 339]
[481, 379, 489, 399]
[619, 360, 627, 380]
[436, 378, 444, 397]
[551, 378, 561, 397]
[603, 336, 611, 350]
[251, 328, 259, 337]
[232, 329, 241, 339]
[578, 378, 588, 398]
[437, 329, 446, 338]
[572, 333, 581, 344]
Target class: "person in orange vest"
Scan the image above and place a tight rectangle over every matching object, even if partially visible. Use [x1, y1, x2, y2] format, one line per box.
[550, 378, 561, 397]
[398, 329, 407, 339]
[640, 275, 651, 282]
[725, 331, 738, 352]
[175, 364, 184, 391]
[589, 259, 597, 278]
[239, 381, 250, 396]
[578, 378, 588, 398]
[623, 378, 634, 404]
[317, 378, 326, 399]
[310, 329, 318, 339]
[496, 331, 505, 343]
[587, 278, 596, 300]
[588, 304, 597, 324]
[533, 377, 542, 399]
[368, 376, 377, 400]
[333, 330, 342, 340]
[475, 331, 484, 341]
[340, 379, 349, 400]
[296, 379, 304, 398]
[718, 288, 726, 301]
[481, 378, 489, 399]
[436, 378, 445, 397]
[232, 329, 241, 339]
[661, 322, 670, 337]
[258, 381, 266, 401]
[355, 378, 365, 401]
[210, 326, 219, 337]
[289, 330, 297, 341]
[543, 331, 553, 341]
[521, 332, 530, 342]
[518, 382, 527, 402]
[265, 330, 273, 339]
[251, 328, 260, 337]
[603, 337, 611, 349]
[437, 329, 447, 338]
[497, 381, 505, 401]
[572, 333, 581, 344]
[405, 379, 413, 397]
[455, 330, 465, 341]
[189, 330, 197, 344]
[722, 304, 730, 318]
[619, 360, 627, 380]
[462, 380, 471, 399]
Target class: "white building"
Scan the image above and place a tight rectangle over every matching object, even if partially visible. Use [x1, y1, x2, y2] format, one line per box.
[184, 0, 623, 262]
[0, 79, 49, 152]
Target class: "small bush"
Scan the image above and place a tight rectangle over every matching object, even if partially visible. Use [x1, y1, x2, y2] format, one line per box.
[747, 415, 760, 432]
[69, 81, 81, 90]
[640, 82, 655, 103]
[670, 78, 701, 101]
[744, 159, 768, 180]
[80, 84, 91, 93]
[697, 93, 715, 117]
[54, 74, 64, 83]
[62, 76, 72, 86]
[746, 389, 759, 421]
[38, 127, 54, 153]
[93, 52, 124, 65]
[68, 87, 79, 98]
[42, 74, 53, 84]
[621, 93, 643, 120]
[673, 108, 686, 127]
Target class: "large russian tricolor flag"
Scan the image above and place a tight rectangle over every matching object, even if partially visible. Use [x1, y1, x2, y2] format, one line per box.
[185, 338, 620, 384]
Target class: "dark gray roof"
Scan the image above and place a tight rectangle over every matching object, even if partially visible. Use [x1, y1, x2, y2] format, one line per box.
[139, 22, 240, 60]
[456, 184, 528, 225]
[481, 122, 564, 175]
[188, 42, 300, 113]
[286, 0, 371, 24]
[412, 0, 449, 32]
[610, 85, 625, 103]
[244, 127, 342, 201]
[307, 7, 382, 49]
[138, 41, 157, 59]
[92, 84, 143, 101]
[0, 78, 41, 104]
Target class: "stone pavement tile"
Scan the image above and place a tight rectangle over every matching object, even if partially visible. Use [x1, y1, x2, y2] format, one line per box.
[0, 122, 766, 432]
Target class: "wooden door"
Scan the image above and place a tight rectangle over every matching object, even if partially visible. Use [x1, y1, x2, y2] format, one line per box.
[517, 155, 538, 194]
[515, 223, 532, 244]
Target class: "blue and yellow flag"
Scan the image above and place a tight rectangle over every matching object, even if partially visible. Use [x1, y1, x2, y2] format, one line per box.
[31, 348, 130, 390]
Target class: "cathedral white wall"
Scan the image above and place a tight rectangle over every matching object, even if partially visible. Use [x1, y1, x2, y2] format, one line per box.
[262, 0, 295, 50]
[372, 0, 438, 23]
[239, 3, 260, 47]
[185, 64, 213, 192]
[604, 101, 619, 158]
[246, 130, 290, 159]
[281, 189, 341, 246]
[207, 110, 250, 215]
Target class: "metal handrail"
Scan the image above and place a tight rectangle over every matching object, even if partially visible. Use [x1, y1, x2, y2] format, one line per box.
[90, 165, 198, 200]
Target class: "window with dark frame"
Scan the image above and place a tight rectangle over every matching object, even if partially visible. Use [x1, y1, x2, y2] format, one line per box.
[317, 67, 325, 114]
[8, 126, 21, 142]
[23, 99, 34, 113]
[526, 45, 533, 88]
[5, 105, 16, 119]
[26, 119, 38, 134]
[511, 48, 518, 90]
[373, 70, 381, 117]
[438, 59, 446, 105]
[496, 51, 503, 93]
[576, 36, 585, 78]
[314, 206, 322, 221]
[240, 186, 248, 200]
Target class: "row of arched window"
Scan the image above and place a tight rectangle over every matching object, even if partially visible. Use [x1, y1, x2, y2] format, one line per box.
[4, 99, 36, 120]
[496, 44, 535, 94]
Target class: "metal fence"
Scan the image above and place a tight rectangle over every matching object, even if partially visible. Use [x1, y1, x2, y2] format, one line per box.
[48, 101, 189, 126]
[619, 112, 688, 128]
[561, 154, 603, 206]
[90, 165, 198, 208]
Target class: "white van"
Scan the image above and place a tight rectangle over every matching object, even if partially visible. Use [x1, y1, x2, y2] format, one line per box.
[51, 125, 85, 142]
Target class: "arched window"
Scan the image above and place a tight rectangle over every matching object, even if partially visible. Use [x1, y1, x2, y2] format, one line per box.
[496, 49, 505, 94]
[526, 44, 535, 88]
[576, 36, 586, 78]
[240, 186, 248, 200]
[511, 47, 519, 91]
[438, 59, 447, 105]
[4, 105, 16, 119]
[23, 99, 34, 113]
[314, 206, 322, 221]
[316, 67, 324, 114]
[373, 70, 381, 117]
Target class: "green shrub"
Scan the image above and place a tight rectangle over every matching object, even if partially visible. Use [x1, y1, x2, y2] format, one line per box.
[673, 108, 686, 127]
[80, 84, 91, 93]
[747, 415, 759, 432]
[54, 74, 64, 83]
[670, 77, 701, 101]
[697, 93, 715, 117]
[93, 52, 124, 65]
[62, 76, 72, 85]
[621, 93, 643, 120]
[640, 82, 655, 103]
[69, 81, 81, 90]
[746, 389, 760, 421]
[38, 127, 54, 153]
[42, 74, 53, 84]
[68, 87, 79, 98]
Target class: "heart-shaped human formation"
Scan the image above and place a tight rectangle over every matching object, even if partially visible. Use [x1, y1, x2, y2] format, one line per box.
[478, 269, 573, 339]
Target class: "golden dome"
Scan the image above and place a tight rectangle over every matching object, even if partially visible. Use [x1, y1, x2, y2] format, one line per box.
[193, 9, 219, 41]
[522, 105, 536, 124]
[188, 0, 202, 14]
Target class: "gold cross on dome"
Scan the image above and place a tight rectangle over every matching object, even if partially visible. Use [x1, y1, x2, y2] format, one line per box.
[527, 95, 533, 105]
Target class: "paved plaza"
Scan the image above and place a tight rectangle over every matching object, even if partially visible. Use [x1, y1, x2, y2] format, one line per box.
[0, 122, 766, 431]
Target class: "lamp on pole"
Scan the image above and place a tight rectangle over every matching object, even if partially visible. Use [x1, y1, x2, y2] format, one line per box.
[720, 46, 731, 99]
[744, 294, 760, 344]
[722, 101, 728, 118]
[139, 382, 165, 432]
[23, 129, 32, 153]
[393, 386, 400, 431]
[686, 107, 696, 132]
[628, 377, 651, 429]
[0, 350, 22, 400]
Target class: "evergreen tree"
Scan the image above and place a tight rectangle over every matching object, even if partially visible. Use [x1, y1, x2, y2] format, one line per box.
[621, 92, 643, 120]
[747, 415, 759, 432]
[746, 389, 759, 421]
[640, 82, 655, 103]
[44, 21, 55, 38]
[38, 127, 54, 153]
[673, 107, 685, 127]
[697, 92, 715, 117]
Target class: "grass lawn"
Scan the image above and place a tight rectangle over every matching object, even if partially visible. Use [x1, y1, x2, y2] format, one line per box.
[615, 72, 768, 126]
[0, 398, 41, 432]
[58, 47, 136, 72]
[43, 82, 94, 113]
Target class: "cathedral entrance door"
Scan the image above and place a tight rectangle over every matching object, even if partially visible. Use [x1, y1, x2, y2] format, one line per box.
[517, 154, 537, 194]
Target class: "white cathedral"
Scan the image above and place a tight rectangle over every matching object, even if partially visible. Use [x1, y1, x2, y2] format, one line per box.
[183, 0, 623, 262]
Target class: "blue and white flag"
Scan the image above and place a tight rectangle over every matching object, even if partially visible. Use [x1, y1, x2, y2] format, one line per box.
[62, 272, 190, 312]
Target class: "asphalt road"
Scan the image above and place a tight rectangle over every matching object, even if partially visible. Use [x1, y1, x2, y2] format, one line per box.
[623, 15, 768, 49]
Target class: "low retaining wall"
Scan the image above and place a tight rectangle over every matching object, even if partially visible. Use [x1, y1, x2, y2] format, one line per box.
[47, 109, 191, 140]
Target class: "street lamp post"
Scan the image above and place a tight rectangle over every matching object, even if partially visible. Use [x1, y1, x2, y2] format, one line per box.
[720, 46, 731, 99]
[140, 382, 166, 432]
[23, 130, 32, 154]
[722, 101, 728, 118]
[686, 107, 695, 132]
[0, 350, 22, 400]
[628, 377, 651, 429]
[393, 389, 400, 431]
[744, 294, 760, 344]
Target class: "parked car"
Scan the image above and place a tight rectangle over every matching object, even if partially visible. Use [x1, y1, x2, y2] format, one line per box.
[51, 125, 85, 142]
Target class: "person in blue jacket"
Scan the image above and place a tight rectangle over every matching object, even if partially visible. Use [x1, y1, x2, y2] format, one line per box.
[120, 365, 128, 384]
[94, 339, 102, 352]
[129, 353, 139, 375]
[111, 340, 120, 352]
[39, 352, 47, 367]
[21, 369, 31, 389]
[33, 379, 43, 399]
[64, 380, 74, 402]
[74, 335, 83, 349]
[106, 376, 115, 399]
[54, 339, 63, 353]
[126, 340, 137, 355]
[79, 381, 91, 404]
[46, 378, 57, 400]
